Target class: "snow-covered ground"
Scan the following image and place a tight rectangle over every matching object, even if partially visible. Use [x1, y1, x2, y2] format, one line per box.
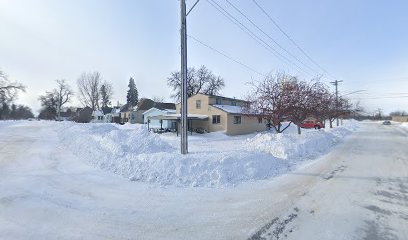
[56, 120, 358, 187]
[1, 120, 407, 240]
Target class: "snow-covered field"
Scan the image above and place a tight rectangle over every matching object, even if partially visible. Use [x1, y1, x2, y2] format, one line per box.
[55, 120, 359, 187]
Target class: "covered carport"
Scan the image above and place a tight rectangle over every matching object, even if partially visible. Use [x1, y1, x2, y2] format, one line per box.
[147, 114, 209, 135]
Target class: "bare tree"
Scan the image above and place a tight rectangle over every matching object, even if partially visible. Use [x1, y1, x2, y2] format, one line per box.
[55, 79, 73, 120]
[77, 72, 102, 110]
[0, 70, 26, 104]
[167, 65, 225, 101]
[38, 91, 59, 120]
[320, 93, 352, 128]
[100, 81, 113, 107]
[152, 96, 165, 103]
[0, 70, 26, 120]
[247, 72, 297, 133]
[203, 76, 225, 95]
[389, 110, 407, 116]
[287, 79, 312, 135]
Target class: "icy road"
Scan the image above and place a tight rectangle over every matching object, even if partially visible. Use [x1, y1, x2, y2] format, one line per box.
[0, 121, 407, 240]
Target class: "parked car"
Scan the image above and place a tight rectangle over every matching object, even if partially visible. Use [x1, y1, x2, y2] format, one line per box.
[382, 120, 391, 125]
[300, 119, 325, 129]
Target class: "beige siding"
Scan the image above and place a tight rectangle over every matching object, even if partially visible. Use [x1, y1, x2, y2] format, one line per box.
[207, 106, 228, 132]
[226, 115, 267, 135]
[176, 94, 210, 114]
[176, 94, 228, 132]
[176, 93, 266, 135]
[120, 112, 130, 123]
[391, 116, 408, 122]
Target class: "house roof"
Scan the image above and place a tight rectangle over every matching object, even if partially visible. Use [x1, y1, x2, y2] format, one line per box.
[137, 98, 155, 111]
[212, 105, 244, 114]
[198, 93, 249, 103]
[79, 106, 92, 113]
[101, 106, 113, 115]
[120, 103, 131, 112]
[153, 102, 176, 110]
[212, 104, 260, 115]
[136, 99, 175, 111]
[143, 107, 176, 116]
[148, 113, 208, 121]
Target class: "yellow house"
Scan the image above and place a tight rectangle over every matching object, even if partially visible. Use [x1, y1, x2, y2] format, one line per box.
[175, 93, 267, 135]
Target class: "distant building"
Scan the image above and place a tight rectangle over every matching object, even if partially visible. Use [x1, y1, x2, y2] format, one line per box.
[391, 115, 408, 122]
[57, 109, 76, 121]
[129, 98, 176, 124]
[143, 107, 177, 129]
[76, 107, 93, 123]
[91, 110, 105, 123]
[119, 103, 132, 124]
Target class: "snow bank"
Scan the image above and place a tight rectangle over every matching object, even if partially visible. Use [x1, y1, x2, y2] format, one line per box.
[57, 120, 359, 187]
[247, 121, 358, 160]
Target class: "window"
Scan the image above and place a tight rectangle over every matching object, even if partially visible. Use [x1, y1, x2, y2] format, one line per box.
[196, 100, 201, 109]
[233, 116, 241, 124]
[212, 115, 221, 124]
[216, 98, 221, 104]
[231, 101, 237, 106]
[258, 117, 263, 124]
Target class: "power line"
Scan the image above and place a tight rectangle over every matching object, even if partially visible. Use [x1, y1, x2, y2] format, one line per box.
[252, 0, 337, 80]
[206, 0, 314, 77]
[349, 95, 408, 100]
[224, 0, 321, 76]
[188, 34, 266, 77]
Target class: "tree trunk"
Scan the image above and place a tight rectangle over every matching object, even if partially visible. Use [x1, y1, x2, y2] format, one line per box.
[297, 125, 301, 135]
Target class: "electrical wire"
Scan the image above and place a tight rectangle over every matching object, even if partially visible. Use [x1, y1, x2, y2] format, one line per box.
[188, 34, 267, 77]
[206, 0, 314, 77]
[225, 0, 321, 76]
[252, 0, 337, 80]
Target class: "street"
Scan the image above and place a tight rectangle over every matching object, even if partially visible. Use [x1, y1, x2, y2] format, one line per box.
[0, 121, 407, 240]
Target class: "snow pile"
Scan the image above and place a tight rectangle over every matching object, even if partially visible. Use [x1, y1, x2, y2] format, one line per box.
[57, 120, 359, 187]
[58, 123, 174, 177]
[247, 121, 359, 160]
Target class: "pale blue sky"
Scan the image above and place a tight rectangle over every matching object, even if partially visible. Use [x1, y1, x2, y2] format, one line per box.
[1, 0, 407, 114]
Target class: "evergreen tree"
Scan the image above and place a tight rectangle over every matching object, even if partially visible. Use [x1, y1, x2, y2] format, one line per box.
[126, 77, 138, 108]
[100, 81, 113, 108]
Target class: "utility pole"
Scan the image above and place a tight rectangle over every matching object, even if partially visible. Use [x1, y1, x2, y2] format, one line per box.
[330, 80, 343, 127]
[179, 0, 199, 154]
[180, 0, 188, 154]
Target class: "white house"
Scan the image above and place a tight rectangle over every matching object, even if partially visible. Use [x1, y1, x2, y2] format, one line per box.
[90, 110, 106, 123]
[143, 107, 177, 129]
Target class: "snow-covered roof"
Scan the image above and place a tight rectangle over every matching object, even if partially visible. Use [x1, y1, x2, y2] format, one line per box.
[92, 110, 104, 116]
[143, 107, 176, 116]
[212, 105, 244, 114]
[165, 109, 177, 113]
[212, 105, 261, 115]
[148, 114, 208, 120]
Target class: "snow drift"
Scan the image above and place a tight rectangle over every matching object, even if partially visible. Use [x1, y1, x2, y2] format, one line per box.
[57, 121, 359, 187]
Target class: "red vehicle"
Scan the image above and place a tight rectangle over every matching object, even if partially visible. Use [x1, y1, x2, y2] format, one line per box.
[300, 119, 325, 129]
